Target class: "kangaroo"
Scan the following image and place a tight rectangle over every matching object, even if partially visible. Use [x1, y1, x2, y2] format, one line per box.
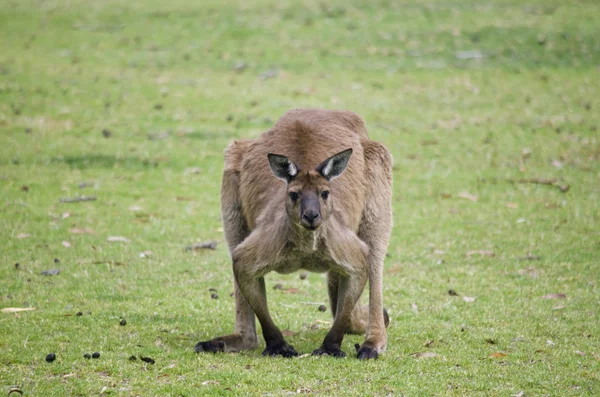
[195, 109, 392, 359]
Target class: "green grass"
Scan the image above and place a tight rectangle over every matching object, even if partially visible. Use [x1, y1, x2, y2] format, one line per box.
[1, 0, 599, 395]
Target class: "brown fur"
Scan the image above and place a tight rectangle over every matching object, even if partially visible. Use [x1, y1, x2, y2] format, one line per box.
[195, 109, 392, 359]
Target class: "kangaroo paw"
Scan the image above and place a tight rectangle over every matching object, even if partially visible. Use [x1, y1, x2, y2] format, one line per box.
[312, 344, 347, 358]
[262, 342, 298, 358]
[195, 339, 226, 354]
[355, 343, 379, 360]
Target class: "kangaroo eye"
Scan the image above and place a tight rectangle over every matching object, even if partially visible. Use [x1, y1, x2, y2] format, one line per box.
[321, 190, 329, 200]
[289, 192, 299, 201]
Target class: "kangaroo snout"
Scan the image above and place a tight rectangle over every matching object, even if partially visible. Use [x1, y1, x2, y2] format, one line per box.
[301, 209, 321, 230]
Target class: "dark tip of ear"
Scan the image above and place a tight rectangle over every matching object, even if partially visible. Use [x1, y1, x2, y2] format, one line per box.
[316, 148, 353, 181]
[268, 153, 298, 182]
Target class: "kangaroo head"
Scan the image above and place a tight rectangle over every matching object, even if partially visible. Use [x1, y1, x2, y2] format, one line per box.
[268, 148, 352, 231]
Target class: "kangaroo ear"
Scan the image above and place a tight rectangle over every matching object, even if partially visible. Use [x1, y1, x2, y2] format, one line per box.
[316, 148, 353, 181]
[268, 153, 299, 182]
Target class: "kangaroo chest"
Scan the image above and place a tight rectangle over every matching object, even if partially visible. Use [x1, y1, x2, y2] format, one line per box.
[273, 233, 333, 274]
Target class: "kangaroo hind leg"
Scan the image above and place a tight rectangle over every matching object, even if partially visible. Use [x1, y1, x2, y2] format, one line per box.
[195, 147, 258, 353]
[355, 140, 393, 360]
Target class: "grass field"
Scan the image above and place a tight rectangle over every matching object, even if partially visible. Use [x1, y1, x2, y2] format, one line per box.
[1, 0, 599, 395]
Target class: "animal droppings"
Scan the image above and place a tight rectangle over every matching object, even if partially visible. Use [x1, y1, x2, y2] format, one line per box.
[46, 353, 56, 362]
[140, 356, 155, 364]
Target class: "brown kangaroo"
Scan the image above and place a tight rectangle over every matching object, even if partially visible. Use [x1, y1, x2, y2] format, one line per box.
[195, 109, 392, 359]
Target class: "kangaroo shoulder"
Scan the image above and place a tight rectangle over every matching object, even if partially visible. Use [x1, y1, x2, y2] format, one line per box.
[361, 140, 392, 173]
[224, 140, 253, 172]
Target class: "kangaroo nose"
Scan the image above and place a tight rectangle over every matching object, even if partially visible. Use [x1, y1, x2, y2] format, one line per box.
[302, 210, 320, 223]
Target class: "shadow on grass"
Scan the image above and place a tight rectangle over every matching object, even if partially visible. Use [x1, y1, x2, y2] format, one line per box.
[184, 130, 239, 140]
[52, 154, 161, 170]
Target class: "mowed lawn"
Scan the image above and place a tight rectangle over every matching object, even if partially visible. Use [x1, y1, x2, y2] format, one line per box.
[1, 0, 599, 395]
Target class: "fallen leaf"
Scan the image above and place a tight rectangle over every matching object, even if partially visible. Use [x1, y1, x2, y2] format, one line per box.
[7, 388, 23, 396]
[62, 212, 71, 219]
[512, 391, 524, 397]
[139, 250, 153, 258]
[410, 352, 439, 359]
[128, 205, 144, 212]
[546, 340, 555, 346]
[466, 250, 495, 257]
[552, 305, 565, 311]
[458, 191, 478, 202]
[424, 340, 435, 348]
[59, 196, 96, 203]
[506, 202, 518, 209]
[2, 307, 36, 313]
[517, 253, 541, 261]
[107, 236, 130, 243]
[184, 167, 202, 175]
[574, 350, 585, 356]
[282, 329, 298, 337]
[62, 240, 71, 248]
[16, 233, 30, 239]
[463, 296, 477, 302]
[148, 131, 170, 140]
[283, 288, 300, 294]
[518, 267, 538, 278]
[201, 380, 220, 386]
[489, 352, 508, 358]
[187, 241, 218, 251]
[455, 50, 483, 60]
[551, 160, 564, 168]
[510, 178, 570, 193]
[433, 249, 445, 255]
[69, 227, 95, 235]
[542, 293, 566, 300]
